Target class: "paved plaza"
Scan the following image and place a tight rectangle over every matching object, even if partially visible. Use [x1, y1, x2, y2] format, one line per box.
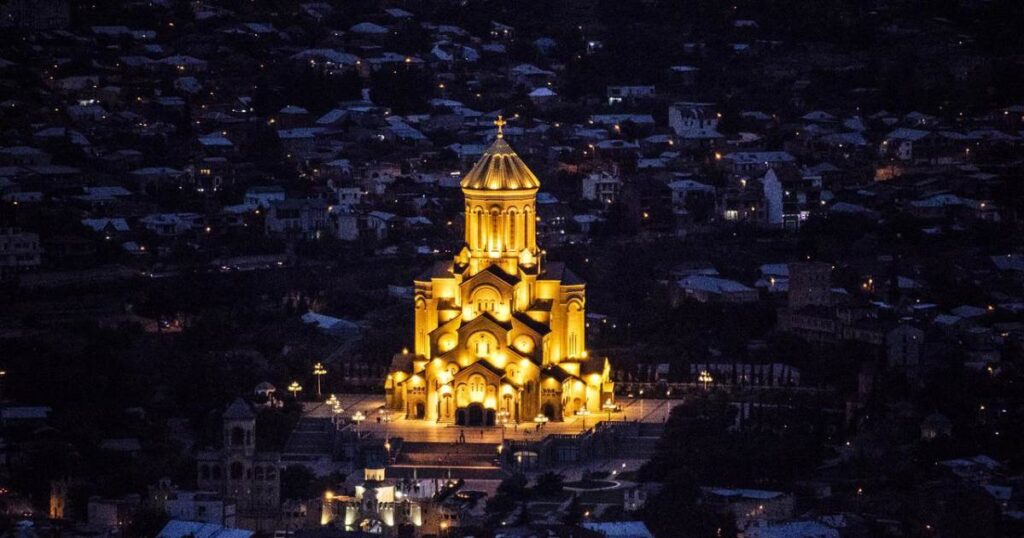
[303, 393, 679, 444]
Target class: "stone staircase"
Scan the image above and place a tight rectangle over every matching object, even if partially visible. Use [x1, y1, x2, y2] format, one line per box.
[282, 416, 333, 458]
[391, 442, 506, 479]
[397, 442, 499, 467]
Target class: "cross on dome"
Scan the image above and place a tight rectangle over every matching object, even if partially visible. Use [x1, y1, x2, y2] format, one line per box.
[494, 115, 506, 138]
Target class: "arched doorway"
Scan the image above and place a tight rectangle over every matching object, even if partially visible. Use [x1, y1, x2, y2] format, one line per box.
[456, 403, 497, 427]
[542, 403, 555, 419]
[414, 402, 425, 419]
[467, 403, 484, 426]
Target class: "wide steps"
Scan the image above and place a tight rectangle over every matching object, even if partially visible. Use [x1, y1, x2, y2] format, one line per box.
[283, 417, 333, 456]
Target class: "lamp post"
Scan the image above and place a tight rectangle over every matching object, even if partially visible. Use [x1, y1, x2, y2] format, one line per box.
[313, 362, 327, 398]
[575, 408, 591, 429]
[602, 398, 616, 422]
[288, 381, 303, 400]
[496, 410, 510, 442]
[638, 388, 644, 420]
[331, 403, 344, 429]
[533, 413, 549, 431]
[698, 370, 713, 391]
[351, 411, 365, 433]
[379, 407, 393, 439]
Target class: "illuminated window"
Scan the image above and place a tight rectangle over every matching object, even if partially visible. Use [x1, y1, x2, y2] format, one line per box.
[508, 210, 517, 248]
[491, 212, 500, 248]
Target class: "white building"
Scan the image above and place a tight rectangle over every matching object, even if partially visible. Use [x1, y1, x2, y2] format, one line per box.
[265, 199, 329, 239]
[140, 213, 201, 236]
[607, 85, 656, 105]
[582, 171, 623, 205]
[676, 275, 759, 303]
[163, 491, 237, 527]
[762, 169, 784, 227]
[244, 186, 286, 208]
[669, 102, 718, 133]
[667, 179, 715, 209]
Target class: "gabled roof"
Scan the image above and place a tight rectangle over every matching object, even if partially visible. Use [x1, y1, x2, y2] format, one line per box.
[479, 263, 520, 286]
[457, 357, 506, 380]
[417, 260, 453, 281]
[223, 398, 254, 420]
[512, 312, 551, 337]
[541, 366, 575, 383]
[458, 311, 512, 334]
[539, 262, 585, 285]
[581, 355, 607, 375]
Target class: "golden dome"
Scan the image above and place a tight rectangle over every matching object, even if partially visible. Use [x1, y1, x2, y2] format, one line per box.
[460, 136, 541, 191]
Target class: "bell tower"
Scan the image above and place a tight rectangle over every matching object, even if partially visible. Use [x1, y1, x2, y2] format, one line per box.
[461, 116, 540, 276]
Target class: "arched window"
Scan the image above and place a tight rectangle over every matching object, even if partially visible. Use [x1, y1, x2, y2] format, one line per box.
[230, 462, 244, 480]
[212, 466, 222, 480]
[200, 465, 211, 480]
[490, 211, 500, 250]
[507, 209, 517, 249]
[471, 286, 500, 316]
[475, 210, 484, 248]
[230, 427, 245, 446]
[524, 207, 533, 246]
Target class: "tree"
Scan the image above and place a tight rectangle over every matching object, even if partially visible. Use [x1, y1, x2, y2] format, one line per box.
[496, 472, 529, 500]
[533, 471, 565, 496]
[280, 465, 315, 500]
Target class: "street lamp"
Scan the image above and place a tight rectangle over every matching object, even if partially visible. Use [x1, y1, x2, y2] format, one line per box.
[351, 411, 366, 432]
[533, 413, 549, 430]
[313, 362, 327, 398]
[602, 398, 616, 422]
[698, 370, 713, 391]
[638, 388, 644, 420]
[379, 407, 393, 438]
[496, 410, 510, 441]
[575, 408, 591, 429]
[288, 381, 303, 400]
[331, 403, 344, 428]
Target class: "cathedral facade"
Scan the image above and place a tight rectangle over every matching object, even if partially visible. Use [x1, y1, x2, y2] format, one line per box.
[386, 122, 613, 426]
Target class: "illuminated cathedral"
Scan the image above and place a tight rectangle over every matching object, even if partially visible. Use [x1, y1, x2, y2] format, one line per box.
[386, 118, 614, 426]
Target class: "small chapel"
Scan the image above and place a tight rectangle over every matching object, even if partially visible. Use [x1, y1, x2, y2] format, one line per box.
[386, 118, 614, 426]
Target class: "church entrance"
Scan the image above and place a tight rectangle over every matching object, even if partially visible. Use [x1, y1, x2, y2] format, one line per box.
[542, 403, 555, 420]
[414, 403, 425, 419]
[455, 403, 496, 426]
